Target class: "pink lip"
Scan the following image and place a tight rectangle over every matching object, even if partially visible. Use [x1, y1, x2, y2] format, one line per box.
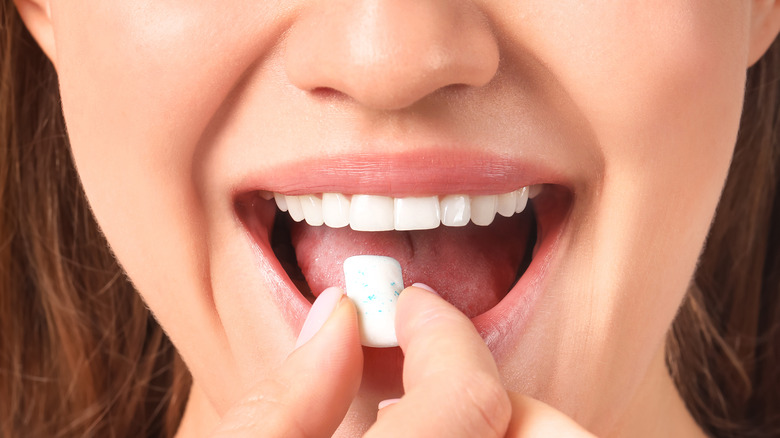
[473, 192, 567, 358]
[232, 149, 572, 197]
[234, 148, 572, 365]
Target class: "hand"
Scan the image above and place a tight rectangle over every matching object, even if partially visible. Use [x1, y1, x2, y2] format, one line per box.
[366, 285, 595, 437]
[211, 285, 595, 437]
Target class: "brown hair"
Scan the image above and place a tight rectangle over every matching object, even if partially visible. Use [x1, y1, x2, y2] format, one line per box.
[0, 2, 190, 437]
[665, 38, 780, 436]
[1, 1, 778, 436]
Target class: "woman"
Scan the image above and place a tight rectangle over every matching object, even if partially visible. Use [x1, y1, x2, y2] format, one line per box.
[2, 1, 779, 436]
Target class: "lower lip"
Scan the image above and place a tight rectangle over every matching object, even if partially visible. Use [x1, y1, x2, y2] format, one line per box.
[238, 194, 565, 363]
[472, 215, 561, 359]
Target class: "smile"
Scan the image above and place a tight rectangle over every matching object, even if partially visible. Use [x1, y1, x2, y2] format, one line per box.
[233, 150, 573, 357]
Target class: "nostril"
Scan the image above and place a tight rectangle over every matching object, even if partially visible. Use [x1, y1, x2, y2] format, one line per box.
[442, 83, 471, 94]
[310, 87, 343, 99]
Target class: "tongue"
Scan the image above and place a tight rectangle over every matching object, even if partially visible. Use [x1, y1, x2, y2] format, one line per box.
[290, 215, 529, 318]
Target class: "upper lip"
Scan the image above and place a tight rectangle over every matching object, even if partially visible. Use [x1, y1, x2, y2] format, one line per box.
[231, 148, 578, 199]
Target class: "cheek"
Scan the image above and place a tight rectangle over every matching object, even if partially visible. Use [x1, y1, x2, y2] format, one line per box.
[571, 2, 749, 313]
[591, 2, 748, 419]
[525, 1, 749, 178]
[48, 1, 289, 407]
[50, 3, 274, 301]
[578, 0, 749, 371]
[497, 0, 751, 424]
[51, 3, 212, 329]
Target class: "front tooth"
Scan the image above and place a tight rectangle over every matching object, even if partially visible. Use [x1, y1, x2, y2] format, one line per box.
[496, 191, 517, 217]
[440, 195, 470, 227]
[322, 193, 350, 228]
[300, 194, 324, 226]
[350, 195, 394, 231]
[285, 195, 305, 222]
[394, 196, 440, 230]
[470, 195, 497, 226]
[274, 192, 288, 212]
[515, 187, 529, 213]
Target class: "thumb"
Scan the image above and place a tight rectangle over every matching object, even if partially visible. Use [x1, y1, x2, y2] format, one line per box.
[212, 287, 363, 438]
[367, 285, 511, 438]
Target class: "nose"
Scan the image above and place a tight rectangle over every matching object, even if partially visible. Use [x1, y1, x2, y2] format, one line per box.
[284, 0, 500, 111]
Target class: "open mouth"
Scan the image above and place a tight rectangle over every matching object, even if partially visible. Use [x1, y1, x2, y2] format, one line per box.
[235, 181, 572, 334]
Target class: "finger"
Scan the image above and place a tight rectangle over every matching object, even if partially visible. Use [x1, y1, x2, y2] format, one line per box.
[366, 285, 511, 438]
[212, 287, 363, 438]
[506, 392, 595, 437]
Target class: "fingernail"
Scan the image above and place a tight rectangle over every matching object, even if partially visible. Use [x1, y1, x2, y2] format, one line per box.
[295, 287, 344, 349]
[411, 282, 438, 294]
[377, 398, 401, 410]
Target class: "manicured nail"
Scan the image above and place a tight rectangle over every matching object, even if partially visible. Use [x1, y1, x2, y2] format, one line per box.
[295, 287, 344, 349]
[411, 282, 438, 294]
[377, 398, 401, 410]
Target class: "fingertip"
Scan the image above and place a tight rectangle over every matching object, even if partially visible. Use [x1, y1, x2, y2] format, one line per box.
[395, 286, 434, 344]
[319, 293, 361, 348]
[332, 293, 360, 338]
[397, 283, 443, 314]
[393, 283, 499, 388]
[294, 286, 345, 349]
[410, 282, 438, 294]
[394, 284, 475, 357]
[286, 294, 363, 416]
[396, 283, 462, 328]
[320, 295, 364, 377]
[293, 290, 361, 365]
[377, 398, 401, 410]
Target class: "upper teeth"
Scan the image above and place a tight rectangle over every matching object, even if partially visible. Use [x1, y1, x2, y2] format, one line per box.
[262, 185, 542, 232]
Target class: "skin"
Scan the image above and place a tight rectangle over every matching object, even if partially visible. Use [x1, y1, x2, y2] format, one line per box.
[14, 0, 780, 436]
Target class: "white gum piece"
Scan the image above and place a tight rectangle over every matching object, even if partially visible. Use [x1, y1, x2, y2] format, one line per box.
[343, 255, 403, 348]
[440, 194, 470, 227]
[285, 195, 305, 222]
[259, 190, 274, 200]
[470, 195, 497, 226]
[300, 194, 324, 226]
[515, 187, 529, 213]
[394, 196, 440, 231]
[274, 192, 288, 212]
[350, 195, 394, 231]
[529, 185, 543, 199]
[496, 191, 517, 217]
[322, 193, 350, 228]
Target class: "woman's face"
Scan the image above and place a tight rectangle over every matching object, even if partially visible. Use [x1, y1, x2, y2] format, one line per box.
[35, 0, 760, 434]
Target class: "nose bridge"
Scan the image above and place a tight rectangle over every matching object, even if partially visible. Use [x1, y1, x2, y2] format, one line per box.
[284, 0, 500, 111]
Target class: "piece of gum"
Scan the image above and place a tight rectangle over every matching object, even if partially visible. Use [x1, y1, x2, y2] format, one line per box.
[343, 255, 404, 348]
